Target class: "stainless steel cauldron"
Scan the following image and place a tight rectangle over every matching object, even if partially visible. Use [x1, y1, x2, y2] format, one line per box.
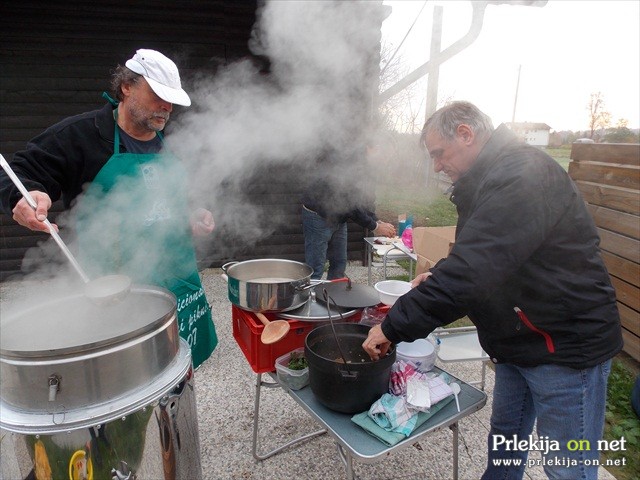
[0, 284, 202, 480]
[222, 259, 314, 312]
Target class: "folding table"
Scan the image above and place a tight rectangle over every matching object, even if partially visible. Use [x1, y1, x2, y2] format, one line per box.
[433, 326, 490, 390]
[251, 367, 487, 479]
[364, 237, 417, 285]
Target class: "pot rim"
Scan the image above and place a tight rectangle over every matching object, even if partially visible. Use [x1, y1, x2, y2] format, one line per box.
[0, 285, 176, 359]
[305, 322, 396, 365]
[222, 258, 313, 283]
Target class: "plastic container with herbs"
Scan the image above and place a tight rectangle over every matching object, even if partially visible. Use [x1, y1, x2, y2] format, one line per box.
[275, 347, 309, 390]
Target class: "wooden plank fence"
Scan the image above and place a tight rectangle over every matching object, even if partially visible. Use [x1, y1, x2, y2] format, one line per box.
[569, 143, 640, 361]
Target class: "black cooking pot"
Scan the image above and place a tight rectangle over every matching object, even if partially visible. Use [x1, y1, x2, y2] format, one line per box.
[305, 323, 395, 414]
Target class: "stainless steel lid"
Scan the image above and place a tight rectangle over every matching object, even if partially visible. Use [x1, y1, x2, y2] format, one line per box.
[0, 285, 176, 358]
[279, 297, 358, 322]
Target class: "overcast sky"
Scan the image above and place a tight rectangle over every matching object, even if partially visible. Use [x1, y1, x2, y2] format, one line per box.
[381, 0, 640, 132]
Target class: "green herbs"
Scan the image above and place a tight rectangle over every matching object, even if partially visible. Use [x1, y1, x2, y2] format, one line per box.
[288, 351, 308, 370]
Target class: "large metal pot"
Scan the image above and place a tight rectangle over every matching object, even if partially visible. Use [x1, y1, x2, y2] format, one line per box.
[222, 259, 314, 312]
[0, 284, 202, 480]
[1, 285, 179, 415]
[305, 323, 396, 413]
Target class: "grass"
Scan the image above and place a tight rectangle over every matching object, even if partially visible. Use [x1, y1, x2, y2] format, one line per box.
[376, 186, 457, 227]
[603, 356, 640, 479]
[544, 146, 572, 171]
[373, 149, 640, 479]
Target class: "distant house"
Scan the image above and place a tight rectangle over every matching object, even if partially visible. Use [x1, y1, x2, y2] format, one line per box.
[506, 122, 552, 147]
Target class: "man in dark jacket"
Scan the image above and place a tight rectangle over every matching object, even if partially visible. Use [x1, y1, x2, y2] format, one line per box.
[302, 147, 395, 280]
[363, 101, 622, 480]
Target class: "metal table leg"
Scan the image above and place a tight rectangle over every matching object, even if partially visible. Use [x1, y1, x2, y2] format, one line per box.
[383, 247, 402, 280]
[450, 422, 459, 480]
[251, 373, 326, 461]
[367, 243, 373, 285]
[336, 443, 357, 480]
[336, 420, 461, 480]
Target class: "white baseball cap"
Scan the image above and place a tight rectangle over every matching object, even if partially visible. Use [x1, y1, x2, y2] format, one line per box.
[125, 49, 191, 106]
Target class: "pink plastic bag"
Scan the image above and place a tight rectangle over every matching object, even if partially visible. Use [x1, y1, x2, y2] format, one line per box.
[401, 226, 413, 250]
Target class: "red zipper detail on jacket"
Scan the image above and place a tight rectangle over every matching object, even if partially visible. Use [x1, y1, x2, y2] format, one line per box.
[514, 307, 555, 353]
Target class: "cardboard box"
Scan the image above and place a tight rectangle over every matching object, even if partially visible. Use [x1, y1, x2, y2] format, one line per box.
[416, 256, 436, 276]
[412, 226, 456, 275]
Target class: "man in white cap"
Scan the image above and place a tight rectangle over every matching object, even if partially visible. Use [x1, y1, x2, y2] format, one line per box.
[125, 48, 191, 107]
[0, 48, 219, 369]
[113, 48, 191, 143]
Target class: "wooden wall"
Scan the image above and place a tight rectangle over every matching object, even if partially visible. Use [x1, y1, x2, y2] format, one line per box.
[0, 1, 374, 281]
[569, 143, 640, 361]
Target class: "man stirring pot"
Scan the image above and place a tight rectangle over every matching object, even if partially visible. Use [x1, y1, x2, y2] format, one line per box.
[0, 49, 218, 369]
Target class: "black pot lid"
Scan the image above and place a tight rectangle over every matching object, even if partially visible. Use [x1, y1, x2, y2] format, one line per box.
[314, 281, 381, 309]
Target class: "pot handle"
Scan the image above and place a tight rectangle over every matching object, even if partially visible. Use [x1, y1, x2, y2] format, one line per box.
[296, 282, 315, 292]
[221, 261, 237, 274]
[339, 369, 359, 380]
[296, 277, 350, 292]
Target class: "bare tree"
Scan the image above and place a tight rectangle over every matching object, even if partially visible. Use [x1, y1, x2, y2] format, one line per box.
[604, 118, 639, 143]
[587, 92, 611, 139]
[378, 41, 423, 134]
[616, 118, 629, 129]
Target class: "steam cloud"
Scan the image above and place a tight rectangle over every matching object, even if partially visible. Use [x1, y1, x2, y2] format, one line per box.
[13, 1, 389, 285]
[167, 0, 386, 256]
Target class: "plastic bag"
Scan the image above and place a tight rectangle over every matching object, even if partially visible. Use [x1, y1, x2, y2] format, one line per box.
[359, 306, 387, 327]
[401, 226, 413, 250]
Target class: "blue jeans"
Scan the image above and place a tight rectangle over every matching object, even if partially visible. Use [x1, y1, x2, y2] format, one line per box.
[302, 207, 347, 280]
[482, 361, 612, 480]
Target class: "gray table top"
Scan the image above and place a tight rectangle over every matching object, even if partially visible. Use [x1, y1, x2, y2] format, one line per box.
[269, 366, 487, 462]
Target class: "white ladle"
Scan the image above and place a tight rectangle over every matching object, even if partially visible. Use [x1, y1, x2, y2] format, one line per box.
[450, 382, 461, 412]
[1, 154, 131, 303]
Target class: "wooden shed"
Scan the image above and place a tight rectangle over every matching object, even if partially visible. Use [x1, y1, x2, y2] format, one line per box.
[568, 143, 640, 361]
[0, 1, 378, 281]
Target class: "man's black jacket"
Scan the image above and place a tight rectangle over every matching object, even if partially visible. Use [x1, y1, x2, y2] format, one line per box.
[0, 103, 117, 214]
[382, 125, 622, 369]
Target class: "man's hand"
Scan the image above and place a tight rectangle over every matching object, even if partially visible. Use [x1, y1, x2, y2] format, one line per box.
[362, 324, 392, 361]
[12, 191, 55, 233]
[373, 221, 396, 238]
[191, 208, 215, 236]
[410, 271, 432, 288]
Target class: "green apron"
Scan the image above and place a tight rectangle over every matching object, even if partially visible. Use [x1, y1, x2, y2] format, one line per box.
[77, 109, 217, 369]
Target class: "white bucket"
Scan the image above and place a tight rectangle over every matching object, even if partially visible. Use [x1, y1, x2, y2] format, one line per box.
[396, 338, 436, 371]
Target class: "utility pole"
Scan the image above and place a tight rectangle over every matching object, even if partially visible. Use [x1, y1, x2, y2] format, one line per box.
[425, 6, 443, 120]
[511, 64, 521, 124]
